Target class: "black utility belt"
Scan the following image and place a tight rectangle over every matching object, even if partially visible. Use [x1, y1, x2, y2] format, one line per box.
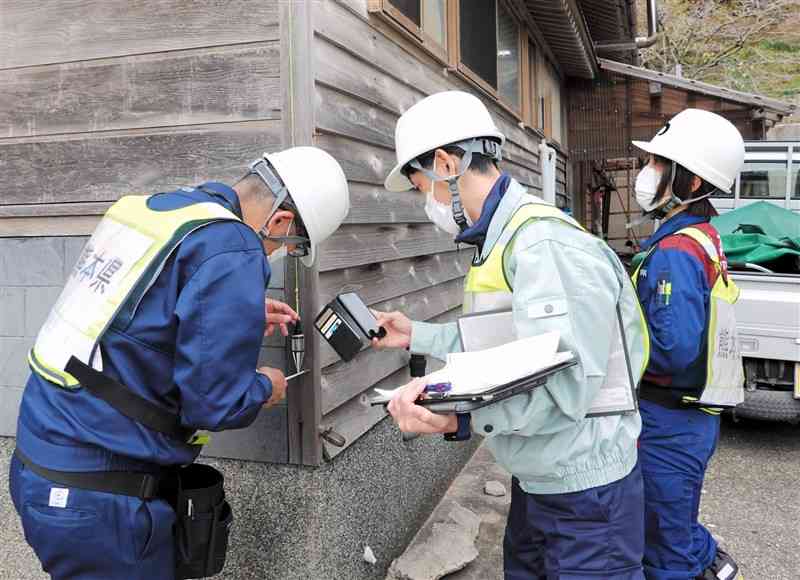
[639, 381, 700, 410]
[15, 449, 232, 580]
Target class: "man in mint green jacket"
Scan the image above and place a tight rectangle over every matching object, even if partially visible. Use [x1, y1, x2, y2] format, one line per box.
[374, 91, 649, 579]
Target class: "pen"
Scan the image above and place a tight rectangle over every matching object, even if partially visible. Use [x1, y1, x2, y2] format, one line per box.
[286, 369, 310, 381]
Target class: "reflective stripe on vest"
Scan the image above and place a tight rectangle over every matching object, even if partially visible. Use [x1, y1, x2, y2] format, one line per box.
[632, 226, 744, 408]
[29, 195, 240, 387]
[463, 203, 651, 417]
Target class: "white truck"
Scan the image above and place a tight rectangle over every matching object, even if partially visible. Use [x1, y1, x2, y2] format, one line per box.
[731, 270, 800, 422]
[712, 140, 800, 216]
[711, 141, 800, 422]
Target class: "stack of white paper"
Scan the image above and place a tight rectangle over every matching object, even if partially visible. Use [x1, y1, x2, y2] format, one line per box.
[375, 331, 569, 399]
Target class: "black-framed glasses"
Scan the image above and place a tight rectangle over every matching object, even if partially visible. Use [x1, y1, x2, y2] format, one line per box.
[251, 158, 310, 256]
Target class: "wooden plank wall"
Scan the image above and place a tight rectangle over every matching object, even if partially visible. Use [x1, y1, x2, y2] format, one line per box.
[311, 0, 552, 459]
[0, 1, 289, 463]
[0, 1, 282, 235]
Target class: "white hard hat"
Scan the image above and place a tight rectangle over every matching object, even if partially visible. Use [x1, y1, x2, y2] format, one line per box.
[385, 91, 505, 192]
[632, 108, 745, 194]
[265, 146, 350, 267]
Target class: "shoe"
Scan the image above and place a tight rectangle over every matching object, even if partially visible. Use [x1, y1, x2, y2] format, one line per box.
[698, 547, 743, 580]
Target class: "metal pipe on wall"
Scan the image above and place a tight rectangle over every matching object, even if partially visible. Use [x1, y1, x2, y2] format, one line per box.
[595, 0, 659, 53]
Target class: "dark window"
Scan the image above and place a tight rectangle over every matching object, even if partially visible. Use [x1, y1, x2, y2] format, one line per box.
[739, 161, 788, 199]
[497, 2, 520, 108]
[460, 0, 498, 89]
[389, 0, 421, 26]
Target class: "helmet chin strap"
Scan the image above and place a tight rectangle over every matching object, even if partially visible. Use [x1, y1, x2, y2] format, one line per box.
[629, 161, 717, 227]
[410, 138, 501, 233]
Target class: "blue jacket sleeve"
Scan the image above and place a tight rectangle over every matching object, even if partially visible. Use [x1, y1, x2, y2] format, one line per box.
[173, 248, 272, 431]
[637, 247, 710, 376]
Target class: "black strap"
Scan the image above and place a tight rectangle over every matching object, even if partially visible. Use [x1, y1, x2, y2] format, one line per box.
[14, 448, 166, 500]
[65, 356, 192, 442]
[638, 381, 685, 409]
[616, 304, 639, 411]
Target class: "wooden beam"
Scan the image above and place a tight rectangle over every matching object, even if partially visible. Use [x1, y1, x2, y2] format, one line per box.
[0, 216, 100, 237]
[282, 0, 320, 466]
[0, 202, 111, 218]
[598, 59, 795, 116]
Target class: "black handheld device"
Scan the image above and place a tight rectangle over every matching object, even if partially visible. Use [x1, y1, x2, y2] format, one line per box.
[315, 292, 387, 362]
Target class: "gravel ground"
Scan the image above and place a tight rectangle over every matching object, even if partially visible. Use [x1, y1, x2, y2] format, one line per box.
[424, 417, 800, 580]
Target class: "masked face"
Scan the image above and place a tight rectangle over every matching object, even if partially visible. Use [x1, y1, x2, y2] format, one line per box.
[634, 165, 664, 213]
[262, 217, 294, 262]
[423, 160, 461, 236]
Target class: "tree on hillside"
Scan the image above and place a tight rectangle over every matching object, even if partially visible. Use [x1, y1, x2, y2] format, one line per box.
[639, 0, 800, 102]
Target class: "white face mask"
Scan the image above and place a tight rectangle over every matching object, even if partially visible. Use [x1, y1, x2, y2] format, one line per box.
[634, 165, 663, 212]
[424, 161, 461, 236]
[269, 245, 288, 262]
[263, 218, 293, 262]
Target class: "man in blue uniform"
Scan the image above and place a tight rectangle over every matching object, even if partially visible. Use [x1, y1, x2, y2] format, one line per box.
[8, 146, 350, 580]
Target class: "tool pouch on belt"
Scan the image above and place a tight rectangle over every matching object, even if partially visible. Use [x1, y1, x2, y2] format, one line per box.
[171, 464, 233, 580]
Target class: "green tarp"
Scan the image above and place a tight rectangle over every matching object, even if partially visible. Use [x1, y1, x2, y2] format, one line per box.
[711, 202, 800, 267]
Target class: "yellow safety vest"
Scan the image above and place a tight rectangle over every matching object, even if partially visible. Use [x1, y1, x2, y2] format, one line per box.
[632, 226, 745, 408]
[29, 195, 240, 388]
[463, 202, 651, 416]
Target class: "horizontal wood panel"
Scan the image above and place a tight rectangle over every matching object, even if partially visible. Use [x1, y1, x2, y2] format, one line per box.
[320, 279, 464, 413]
[318, 249, 472, 307]
[0, 43, 280, 138]
[344, 182, 428, 225]
[318, 222, 459, 272]
[0, 202, 112, 218]
[315, 83, 396, 149]
[315, 133, 396, 186]
[0, 121, 282, 205]
[0, 215, 100, 237]
[315, 35, 422, 117]
[502, 158, 541, 190]
[0, 0, 279, 69]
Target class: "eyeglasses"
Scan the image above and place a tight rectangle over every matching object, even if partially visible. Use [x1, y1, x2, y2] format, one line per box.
[250, 158, 310, 256]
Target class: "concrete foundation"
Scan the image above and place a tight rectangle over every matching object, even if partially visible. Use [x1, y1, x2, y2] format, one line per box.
[0, 420, 479, 580]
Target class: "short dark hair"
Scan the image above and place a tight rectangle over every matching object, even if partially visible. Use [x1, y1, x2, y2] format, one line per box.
[401, 144, 499, 180]
[654, 154, 718, 218]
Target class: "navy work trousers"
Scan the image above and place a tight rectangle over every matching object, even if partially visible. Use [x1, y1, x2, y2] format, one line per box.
[504, 461, 645, 579]
[639, 399, 720, 580]
[9, 454, 176, 580]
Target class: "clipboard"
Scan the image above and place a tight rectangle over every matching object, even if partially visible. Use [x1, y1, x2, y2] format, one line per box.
[456, 307, 639, 417]
[370, 355, 578, 413]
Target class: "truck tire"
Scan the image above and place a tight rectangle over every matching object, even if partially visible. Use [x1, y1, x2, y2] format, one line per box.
[733, 390, 800, 423]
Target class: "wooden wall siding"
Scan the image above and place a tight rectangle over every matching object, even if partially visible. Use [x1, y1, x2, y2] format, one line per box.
[311, 0, 557, 456]
[0, 43, 281, 139]
[0, 1, 279, 69]
[0, 122, 283, 208]
[320, 307, 459, 462]
[0, 1, 281, 231]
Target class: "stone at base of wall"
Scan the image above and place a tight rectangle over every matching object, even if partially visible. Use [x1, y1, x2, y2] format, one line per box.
[0, 417, 479, 580]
